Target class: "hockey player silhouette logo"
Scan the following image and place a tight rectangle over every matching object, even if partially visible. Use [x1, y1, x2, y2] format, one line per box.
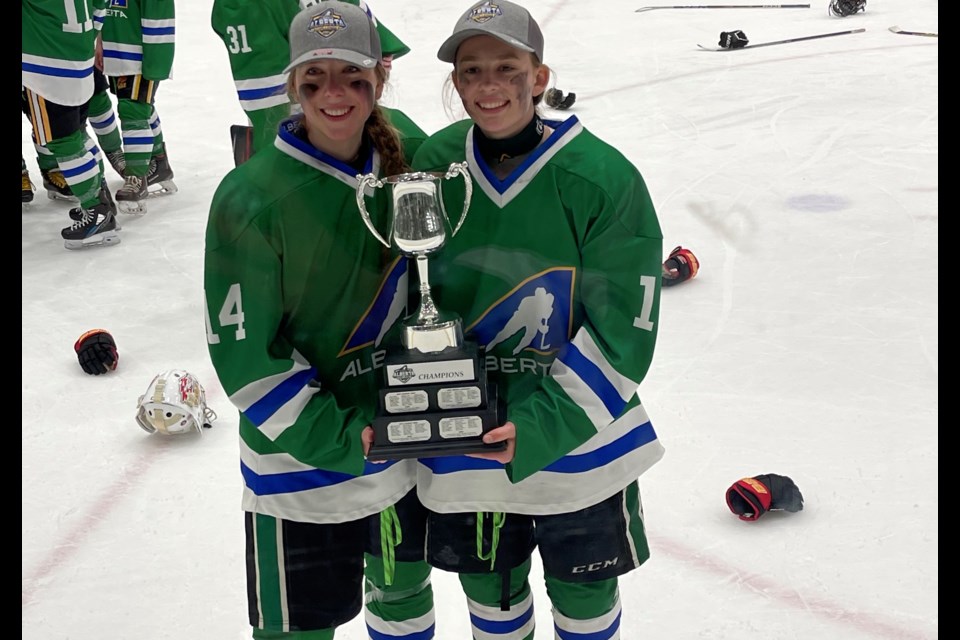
[338, 257, 409, 356]
[468, 268, 575, 356]
[486, 287, 554, 354]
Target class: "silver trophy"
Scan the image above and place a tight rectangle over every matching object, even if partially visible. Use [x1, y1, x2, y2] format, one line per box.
[356, 163, 505, 460]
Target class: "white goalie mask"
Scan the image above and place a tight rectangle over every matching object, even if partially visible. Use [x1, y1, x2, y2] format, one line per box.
[135, 369, 217, 435]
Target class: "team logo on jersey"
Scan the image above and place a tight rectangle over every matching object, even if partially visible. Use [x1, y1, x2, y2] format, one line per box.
[338, 257, 408, 356]
[309, 9, 347, 38]
[468, 2, 502, 24]
[110, 0, 128, 7]
[467, 267, 575, 356]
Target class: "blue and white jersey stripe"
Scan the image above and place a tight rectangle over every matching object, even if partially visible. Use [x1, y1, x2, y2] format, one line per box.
[22, 53, 95, 106]
[237, 75, 291, 112]
[102, 42, 143, 76]
[552, 328, 640, 430]
[240, 439, 417, 524]
[141, 18, 175, 44]
[417, 405, 664, 514]
[230, 357, 321, 441]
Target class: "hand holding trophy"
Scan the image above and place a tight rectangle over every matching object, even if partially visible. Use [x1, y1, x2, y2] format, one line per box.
[356, 162, 506, 460]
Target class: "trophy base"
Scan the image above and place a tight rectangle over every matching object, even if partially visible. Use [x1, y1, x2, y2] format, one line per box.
[366, 437, 507, 462]
[367, 382, 507, 461]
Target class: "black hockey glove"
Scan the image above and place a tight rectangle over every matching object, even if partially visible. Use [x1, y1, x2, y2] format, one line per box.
[661, 246, 700, 287]
[828, 0, 866, 18]
[719, 30, 749, 49]
[726, 473, 804, 521]
[544, 88, 577, 110]
[75, 329, 119, 375]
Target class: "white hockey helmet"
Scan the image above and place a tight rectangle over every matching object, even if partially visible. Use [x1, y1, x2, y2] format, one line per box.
[135, 369, 217, 435]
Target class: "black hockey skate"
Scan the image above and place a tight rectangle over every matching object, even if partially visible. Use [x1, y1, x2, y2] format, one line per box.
[104, 148, 127, 176]
[116, 173, 149, 215]
[61, 182, 121, 249]
[146, 143, 178, 196]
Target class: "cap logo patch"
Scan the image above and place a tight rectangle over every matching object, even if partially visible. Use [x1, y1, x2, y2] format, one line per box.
[468, 1, 502, 24]
[309, 9, 347, 38]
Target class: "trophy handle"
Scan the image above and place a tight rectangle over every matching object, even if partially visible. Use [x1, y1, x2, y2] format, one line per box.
[441, 162, 472, 237]
[355, 173, 391, 248]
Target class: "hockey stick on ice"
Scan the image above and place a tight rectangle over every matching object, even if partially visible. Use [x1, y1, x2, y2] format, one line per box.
[636, 4, 809, 12]
[697, 27, 865, 50]
[888, 26, 938, 38]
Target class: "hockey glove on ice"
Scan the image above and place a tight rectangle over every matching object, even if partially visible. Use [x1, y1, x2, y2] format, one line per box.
[75, 329, 119, 375]
[662, 246, 700, 287]
[726, 473, 804, 521]
[544, 88, 577, 110]
[719, 30, 750, 49]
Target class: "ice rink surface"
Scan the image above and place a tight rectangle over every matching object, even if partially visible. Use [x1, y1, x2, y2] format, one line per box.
[22, 1, 937, 638]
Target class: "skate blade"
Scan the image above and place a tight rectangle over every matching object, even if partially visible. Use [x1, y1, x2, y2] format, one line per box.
[47, 191, 79, 203]
[63, 231, 121, 250]
[148, 180, 178, 196]
[117, 199, 147, 215]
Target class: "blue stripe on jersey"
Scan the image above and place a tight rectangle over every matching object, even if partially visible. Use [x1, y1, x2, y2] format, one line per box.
[421, 421, 656, 475]
[558, 342, 628, 419]
[143, 26, 175, 36]
[367, 623, 436, 640]
[556, 610, 621, 640]
[241, 458, 399, 495]
[471, 605, 534, 635]
[281, 122, 374, 176]
[61, 157, 98, 179]
[244, 367, 317, 427]
[104, 50, 143, 62]
[21, 62, 93, 79]
[544, 423, 656, 473]
[238, 85, 286, 101]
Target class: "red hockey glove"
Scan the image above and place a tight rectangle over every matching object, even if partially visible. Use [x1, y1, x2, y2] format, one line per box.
[726, 473, 804, 521]
[662, 246, 700, 287]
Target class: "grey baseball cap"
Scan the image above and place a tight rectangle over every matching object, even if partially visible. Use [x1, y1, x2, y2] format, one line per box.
[437, 1, 544, 63]
[284, 1, 382, 74]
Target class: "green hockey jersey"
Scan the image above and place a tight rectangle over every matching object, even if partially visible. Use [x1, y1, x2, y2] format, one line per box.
[101, 0, 174, 80]
[22, 0, 107, 106]
[204, 110, 427, 524]
[412, 116, 666, 515]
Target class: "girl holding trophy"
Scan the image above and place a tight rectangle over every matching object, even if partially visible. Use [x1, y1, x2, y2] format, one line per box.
[203, 2, 435, 638]
[411, 1, 667, 638]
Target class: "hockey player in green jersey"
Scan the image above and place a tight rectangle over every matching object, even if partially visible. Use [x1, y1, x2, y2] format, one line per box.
[100, 0, 177, 214]
[22, 0, 120, 249]
[204, 3, 434, 638]
[403, 2, 666, 638]
[212, 0, 411, 165]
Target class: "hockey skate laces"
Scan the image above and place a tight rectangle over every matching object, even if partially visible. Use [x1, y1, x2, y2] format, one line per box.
[67, 210, 96, 230]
